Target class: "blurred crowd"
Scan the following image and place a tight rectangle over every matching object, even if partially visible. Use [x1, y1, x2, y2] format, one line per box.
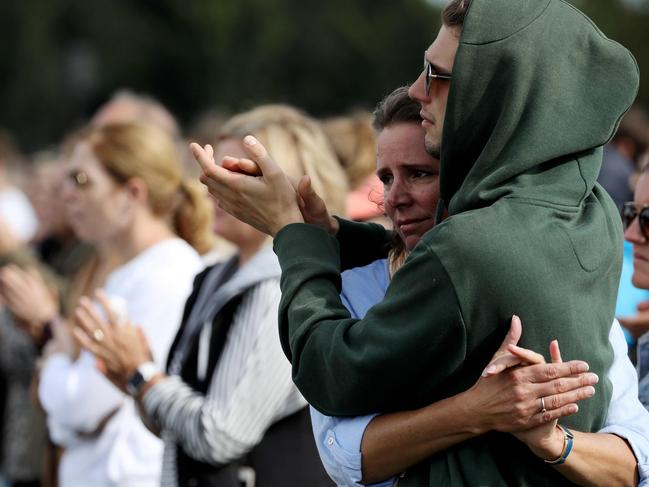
[0, 89, 383, 487]
[0, 80, 648, 487]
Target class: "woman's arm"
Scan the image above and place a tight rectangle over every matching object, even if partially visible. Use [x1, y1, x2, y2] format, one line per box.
[532, 320, 647, 487]
[508, 337, 639, 487]
[533, 430, 638, 487]
[360, 353, 595, 483]
[360, 324, 639, 487]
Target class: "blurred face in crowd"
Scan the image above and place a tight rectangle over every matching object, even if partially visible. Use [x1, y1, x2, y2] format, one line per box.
[210, 138, 267, 251]
[377, 122, 440, 251]
[408, 25, 460, 159]
[62, 142, 133, 245]
[27, 161, 70, 238]
[625, 171, 649, 289]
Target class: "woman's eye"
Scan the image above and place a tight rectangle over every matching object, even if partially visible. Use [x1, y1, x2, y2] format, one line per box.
[379, 174, 393, 186]
[412, 170, 435, 179]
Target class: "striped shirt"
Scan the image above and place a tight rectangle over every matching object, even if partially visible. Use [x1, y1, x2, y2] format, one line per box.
[143, 270, 306, 486]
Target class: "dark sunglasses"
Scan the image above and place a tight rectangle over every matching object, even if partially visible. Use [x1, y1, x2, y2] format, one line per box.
[423, 53, 452, 96]
[622, 202, 649, 239]
[67, 168, 91, 188]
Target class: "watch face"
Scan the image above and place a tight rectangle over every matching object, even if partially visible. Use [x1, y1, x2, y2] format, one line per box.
[127, 372, 146, 396]
[126, 362, 159, 396]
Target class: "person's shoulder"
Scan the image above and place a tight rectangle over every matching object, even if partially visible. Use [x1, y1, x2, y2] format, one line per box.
[421, 205, 505, 251]
[341, 258, 388, 286]
[417, 203, 530, 278]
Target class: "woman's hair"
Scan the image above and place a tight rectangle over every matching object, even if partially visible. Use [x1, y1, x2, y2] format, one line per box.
[219, 104, 348, 216]
[372, 86, 422, 132]
[322, 113, 376, 191]
[80, 122, 213, 254]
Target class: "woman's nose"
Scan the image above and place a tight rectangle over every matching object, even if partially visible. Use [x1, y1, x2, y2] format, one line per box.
[625, 215, 647, 245]
[386, 180, 413, 209]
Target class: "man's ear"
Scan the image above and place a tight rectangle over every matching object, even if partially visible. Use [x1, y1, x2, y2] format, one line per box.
[125, 177, 149, 205]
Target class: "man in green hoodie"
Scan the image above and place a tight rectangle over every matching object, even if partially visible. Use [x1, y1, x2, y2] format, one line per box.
[192, 0, 639, 484]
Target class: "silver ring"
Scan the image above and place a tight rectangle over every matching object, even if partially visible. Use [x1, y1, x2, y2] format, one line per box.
[540, 396, 547, 413]
[93, 329, 105, 342]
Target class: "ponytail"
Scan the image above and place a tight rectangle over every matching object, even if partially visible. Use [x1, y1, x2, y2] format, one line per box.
[173, 179, 214, 255]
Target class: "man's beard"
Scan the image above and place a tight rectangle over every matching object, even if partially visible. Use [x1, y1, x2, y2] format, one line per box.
[424, 136, 441, 159]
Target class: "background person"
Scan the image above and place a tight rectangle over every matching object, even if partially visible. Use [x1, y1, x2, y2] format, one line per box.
[32, 122, 210, 487]
[74, 105, 346, 487]
[622, 159, 649, 412]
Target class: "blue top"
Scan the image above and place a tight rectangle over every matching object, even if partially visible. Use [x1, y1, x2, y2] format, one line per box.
[311, 259, 649, 486]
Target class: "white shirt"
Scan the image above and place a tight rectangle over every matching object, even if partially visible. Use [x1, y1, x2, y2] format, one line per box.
[0, 186, 38, 242]
[39, 238, 204, 487]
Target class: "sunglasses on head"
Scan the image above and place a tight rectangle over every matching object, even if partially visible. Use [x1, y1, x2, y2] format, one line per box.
[622, 202, 649, 240]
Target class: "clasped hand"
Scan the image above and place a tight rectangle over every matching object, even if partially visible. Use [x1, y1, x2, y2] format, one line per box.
[191, 136, 338, 236]
[468, 316, 598, 460]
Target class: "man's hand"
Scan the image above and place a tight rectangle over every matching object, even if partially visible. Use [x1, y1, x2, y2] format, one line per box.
[191, 136, 304, 237]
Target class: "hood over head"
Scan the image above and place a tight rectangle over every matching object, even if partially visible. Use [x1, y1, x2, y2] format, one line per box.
[440, 0, 639, 216]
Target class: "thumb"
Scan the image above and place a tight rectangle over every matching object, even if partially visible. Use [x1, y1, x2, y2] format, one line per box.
[481, 315, 524, 377]
[241, 135, 282, 176]
[500, 314, 522, 350]
[297, 175, 313, 198]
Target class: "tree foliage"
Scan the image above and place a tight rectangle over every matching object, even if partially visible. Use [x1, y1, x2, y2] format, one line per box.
[1, 0, 646, 151]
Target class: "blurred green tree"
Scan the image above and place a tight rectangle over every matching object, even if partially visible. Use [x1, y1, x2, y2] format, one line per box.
[0, 0, 439, 150]
[1, 0, 647, 152]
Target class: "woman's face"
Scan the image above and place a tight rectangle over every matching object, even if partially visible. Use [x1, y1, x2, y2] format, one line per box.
[377, 122, 440, 251]
[210, 138, 267, 250]
[625, 172, 649, 289]
[62, 142, 132, 245]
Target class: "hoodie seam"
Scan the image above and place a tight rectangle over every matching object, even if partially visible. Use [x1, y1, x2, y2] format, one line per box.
[461, 0, 551, 46]
[502, 196, 581, 212]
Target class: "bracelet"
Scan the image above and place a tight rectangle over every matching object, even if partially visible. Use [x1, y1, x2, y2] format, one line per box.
[544, 424, 574, 465]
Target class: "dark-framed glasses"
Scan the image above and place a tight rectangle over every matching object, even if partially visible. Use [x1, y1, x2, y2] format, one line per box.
[622, 202, 649, 239]
[423, 54, 452, 96]
[67, 168, 91, 188]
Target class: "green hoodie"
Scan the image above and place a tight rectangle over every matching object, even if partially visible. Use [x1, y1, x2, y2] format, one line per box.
[273, 0, 639, 485]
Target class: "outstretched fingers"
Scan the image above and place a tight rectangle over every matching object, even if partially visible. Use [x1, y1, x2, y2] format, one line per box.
[190, 143, 216, 173]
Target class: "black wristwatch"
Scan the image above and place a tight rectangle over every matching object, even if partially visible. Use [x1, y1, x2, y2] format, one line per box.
[126, 361, 160, 397]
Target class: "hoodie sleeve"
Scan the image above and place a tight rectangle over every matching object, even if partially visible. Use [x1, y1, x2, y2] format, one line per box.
[274, 223, 466, 416]
[334, 218, 393, 271]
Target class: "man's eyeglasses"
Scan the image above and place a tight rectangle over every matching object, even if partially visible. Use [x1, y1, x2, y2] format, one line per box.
[423, 54, 452, 96]
[622, 202, 649, 240]
[67, 168, 91, 188]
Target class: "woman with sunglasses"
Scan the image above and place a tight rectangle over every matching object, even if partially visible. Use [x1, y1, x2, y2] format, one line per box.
[241, 88, 649, 486]
[28, 122, 212, 487]
[622, 161, 649, 412]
